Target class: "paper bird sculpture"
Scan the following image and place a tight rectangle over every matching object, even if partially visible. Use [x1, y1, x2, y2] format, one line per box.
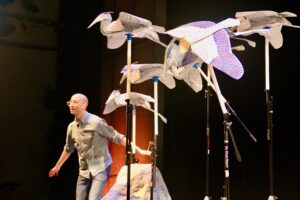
[233, 10, 300, 49]
[103, 90, 167, 123]
[120, 63, 176, 89]
[88, 11, 166, 49]
[165, 18, 239, 62]
[164, 18, 244, 80]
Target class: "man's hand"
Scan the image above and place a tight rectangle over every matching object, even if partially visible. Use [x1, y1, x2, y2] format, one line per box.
[48, 166, 60, 177]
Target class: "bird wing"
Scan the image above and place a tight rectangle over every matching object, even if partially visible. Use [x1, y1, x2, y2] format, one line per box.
[118, 12, 152, 32]
[107, 32, 127, 49]
[159, 73, 176, 89]
[130, 92, 154, 109]
[106, 19, 125, 32]
[182, 67, 203, 93]
[210, 28, 244, 79]
[103, 90, 124, 114]
[264, 24, 283, 49]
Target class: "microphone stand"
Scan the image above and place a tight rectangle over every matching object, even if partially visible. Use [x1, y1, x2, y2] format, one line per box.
[125, 33, 133, 200]
[125, 99, 133, 200]
[150, 76, 159, 200]
[204, 65, 212, 200]
[265, 39, 277, 200]
[198, 65, 257, 200]
[207, 65, 233, 200]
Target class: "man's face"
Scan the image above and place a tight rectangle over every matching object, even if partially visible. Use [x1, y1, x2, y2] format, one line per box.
[67, 95, 87, 116]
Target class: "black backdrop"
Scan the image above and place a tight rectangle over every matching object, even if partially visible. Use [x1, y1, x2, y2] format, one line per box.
[163, 0, 300, 200]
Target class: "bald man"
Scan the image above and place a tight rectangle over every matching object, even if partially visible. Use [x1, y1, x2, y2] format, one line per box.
[49, 93, 148, 200]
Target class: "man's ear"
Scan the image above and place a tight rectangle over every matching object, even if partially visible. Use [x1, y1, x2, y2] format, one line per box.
[83, 102, 88, 109]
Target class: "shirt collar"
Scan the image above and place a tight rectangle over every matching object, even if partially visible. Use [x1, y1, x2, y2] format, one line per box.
[74, 111, 89, 125]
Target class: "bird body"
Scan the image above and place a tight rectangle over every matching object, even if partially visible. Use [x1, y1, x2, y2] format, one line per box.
[120, 63, 176, 89]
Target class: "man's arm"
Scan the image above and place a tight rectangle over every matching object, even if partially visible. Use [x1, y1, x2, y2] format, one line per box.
[48, 149, 71, 177]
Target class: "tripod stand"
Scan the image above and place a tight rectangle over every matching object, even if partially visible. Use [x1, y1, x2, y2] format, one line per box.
[208, 65, 236, 200]
[203, 67, 212, 200]
[125, 33, 134, 200]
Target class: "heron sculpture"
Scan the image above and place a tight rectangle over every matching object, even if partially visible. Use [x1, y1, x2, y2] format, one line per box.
[88, 11, 166, 49]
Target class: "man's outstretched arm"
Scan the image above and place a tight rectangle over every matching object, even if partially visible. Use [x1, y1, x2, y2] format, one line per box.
[48, 149, 71, 177]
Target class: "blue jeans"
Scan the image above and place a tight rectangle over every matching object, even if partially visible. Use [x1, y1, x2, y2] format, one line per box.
[76, 166, 111, 200]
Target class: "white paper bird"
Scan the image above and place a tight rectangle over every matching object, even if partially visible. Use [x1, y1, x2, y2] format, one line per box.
[88, 11, 166, 49]
[103, 90, 167, 123]
[233, 10, 300, 49]
[120, 63, 176, 89]
[164, 18, 240, 63]
[164, 19, 244, 80]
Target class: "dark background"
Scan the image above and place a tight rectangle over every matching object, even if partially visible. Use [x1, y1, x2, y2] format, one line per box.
[0, 0, 299, 199]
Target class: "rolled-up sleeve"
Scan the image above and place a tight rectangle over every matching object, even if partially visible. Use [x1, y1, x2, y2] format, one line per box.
[64, 124, 75, 153]
[98, 119, 124, 144]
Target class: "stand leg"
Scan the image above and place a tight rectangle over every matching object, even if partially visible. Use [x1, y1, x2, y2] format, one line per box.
[265, 39, 278, 200]
[266, 90, 277, 200]
[150, 136, 157, 200]
[125, 100, 133, 200]
[222, 114, 231, 200]
[204, 83, 211, 200]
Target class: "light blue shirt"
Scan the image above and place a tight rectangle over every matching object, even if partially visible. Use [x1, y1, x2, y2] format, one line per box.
[64, 111, 124, 178]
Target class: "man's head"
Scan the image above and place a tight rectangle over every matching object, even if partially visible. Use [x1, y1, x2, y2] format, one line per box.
[67, 93, 89, 119]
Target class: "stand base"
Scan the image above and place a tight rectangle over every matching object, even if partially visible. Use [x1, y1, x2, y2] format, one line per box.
[204, 196, 211, 200]
[268, 195, 278, 200]
[102, 164, 171, 200]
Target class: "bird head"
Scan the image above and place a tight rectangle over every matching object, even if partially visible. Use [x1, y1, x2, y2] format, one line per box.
[88, 11, 113, 29]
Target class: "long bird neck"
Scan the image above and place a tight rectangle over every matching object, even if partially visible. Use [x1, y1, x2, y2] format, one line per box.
[100, 20, 111, 35]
